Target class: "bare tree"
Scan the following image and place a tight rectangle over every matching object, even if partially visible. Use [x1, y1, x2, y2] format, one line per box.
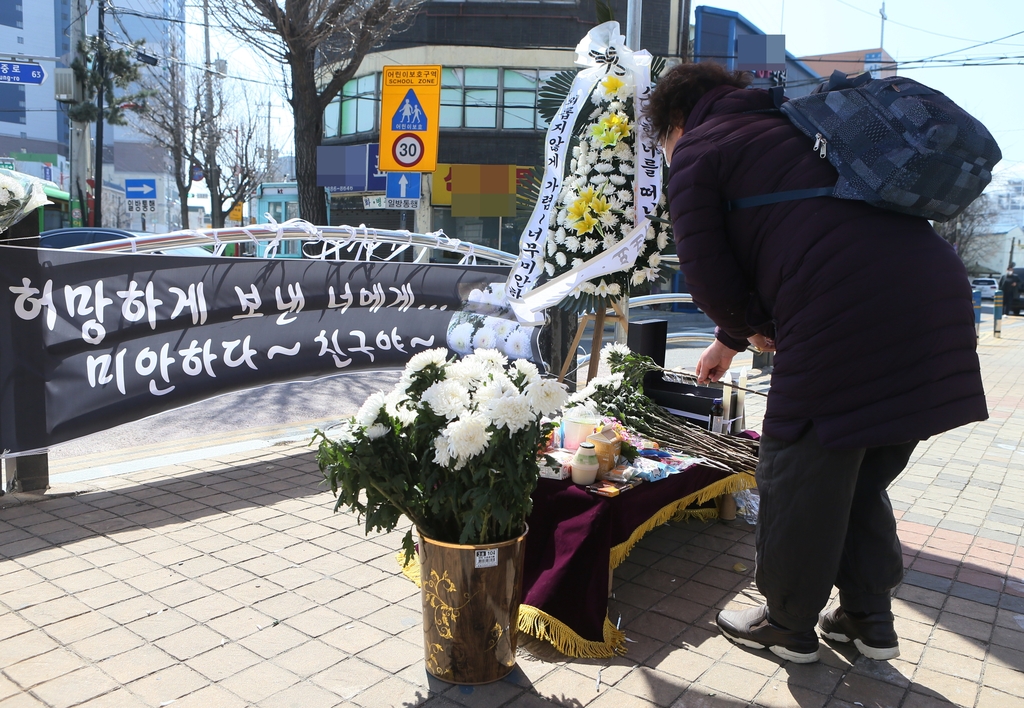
[934, 195, 1003, 275]
[211, 0, 426, 225]
[133, 56, 271, 229]
[130, 45, 203, 229]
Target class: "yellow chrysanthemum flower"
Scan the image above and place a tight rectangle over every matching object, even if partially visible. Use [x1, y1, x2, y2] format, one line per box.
[590, 195, 611, 217]
[566, 198, 590, 224]
[571, 211, 599, 236]
[577, 186, 598, 204]
[601, 75, 625, 94]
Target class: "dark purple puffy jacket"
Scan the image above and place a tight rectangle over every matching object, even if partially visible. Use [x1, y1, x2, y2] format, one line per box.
[667, 84, 987, 449]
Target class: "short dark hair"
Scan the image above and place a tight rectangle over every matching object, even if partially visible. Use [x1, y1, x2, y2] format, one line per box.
[643, 62, 752, 141]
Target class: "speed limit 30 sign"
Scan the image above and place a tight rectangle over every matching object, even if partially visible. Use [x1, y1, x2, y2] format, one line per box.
[378, 66, 441, 172]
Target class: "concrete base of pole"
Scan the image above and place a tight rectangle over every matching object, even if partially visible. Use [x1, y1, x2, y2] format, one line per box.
[10, 454, 49, 493]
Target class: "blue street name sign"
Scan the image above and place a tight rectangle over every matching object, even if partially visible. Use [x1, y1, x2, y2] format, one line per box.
[0, 62, 46, 85]
[367, 144, 386, 192]
[125, 179, 157, 199]
[385, 172, 421, 200]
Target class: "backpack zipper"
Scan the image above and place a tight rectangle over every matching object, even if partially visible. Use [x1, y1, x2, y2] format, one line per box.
[813, 133, 828, 158]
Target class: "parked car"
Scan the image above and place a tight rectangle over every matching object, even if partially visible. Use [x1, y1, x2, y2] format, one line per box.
[38, 227, 139, 249]
[970, 278, 998, 299]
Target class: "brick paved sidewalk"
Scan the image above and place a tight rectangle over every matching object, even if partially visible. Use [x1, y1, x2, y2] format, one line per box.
[1, 320, 1022, 708]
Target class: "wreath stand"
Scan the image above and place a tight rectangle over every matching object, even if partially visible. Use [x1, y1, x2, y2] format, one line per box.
[557, 299, 629, 384]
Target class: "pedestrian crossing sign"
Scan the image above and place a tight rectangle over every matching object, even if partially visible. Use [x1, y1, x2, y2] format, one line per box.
[379, 65, 441, 172]
[392, 90, 428, 132]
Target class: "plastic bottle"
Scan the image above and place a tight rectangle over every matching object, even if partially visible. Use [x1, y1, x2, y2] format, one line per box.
[709, 398, 725, 434]
[570, 442, 600, 485]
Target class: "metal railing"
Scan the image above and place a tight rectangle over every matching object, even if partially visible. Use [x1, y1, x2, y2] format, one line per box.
[75, 219, 519, 266]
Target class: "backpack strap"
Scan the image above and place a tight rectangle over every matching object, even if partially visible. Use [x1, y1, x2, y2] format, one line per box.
[724, 187, 834, 213]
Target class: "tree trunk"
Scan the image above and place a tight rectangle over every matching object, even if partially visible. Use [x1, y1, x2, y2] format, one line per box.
[290, 51, 326, 225]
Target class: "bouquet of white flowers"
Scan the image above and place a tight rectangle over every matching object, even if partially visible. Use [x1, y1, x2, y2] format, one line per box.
[315, 347, 569, 560]
[0, 169, 51, 234]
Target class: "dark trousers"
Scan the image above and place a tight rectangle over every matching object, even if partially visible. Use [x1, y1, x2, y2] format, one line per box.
[754, 427, 917, 632]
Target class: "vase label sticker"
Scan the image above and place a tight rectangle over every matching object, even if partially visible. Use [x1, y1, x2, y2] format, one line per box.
[475, 549, 498, 569]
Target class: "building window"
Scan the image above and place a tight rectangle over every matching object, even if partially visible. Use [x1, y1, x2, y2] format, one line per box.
[464, 68, 498, 128]
[337, 73, 377, 136]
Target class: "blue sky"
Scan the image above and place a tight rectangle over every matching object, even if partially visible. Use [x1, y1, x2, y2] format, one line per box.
[706, 0, 1024, 185]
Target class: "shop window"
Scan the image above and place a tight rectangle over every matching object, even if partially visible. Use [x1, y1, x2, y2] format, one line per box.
[323, 100, 340, 138]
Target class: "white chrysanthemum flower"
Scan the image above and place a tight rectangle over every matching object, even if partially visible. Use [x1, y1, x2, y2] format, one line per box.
[603, 231, 618, 250]
[555, 227, 566, 243]
[422, 379, 471, 420]
[613, 142, 633, 161]
[590, 174, 609, 185]
[493, 318, 515, 339]
[546, 239, 558, 257]
[485, 394, 533, 433]
[581, 236, 599, 254]
[619, 162, 635, 176]
[593, 162, 613, 174]
[332, 421, 358, 445]
[617, 189, 633, 204]
[630, 269, 647, 286]
[445, 412, 492, 463]
[607, 283, 621, 295]
[504, 328, 533, 359]
[544, 262, 556, 276]
[365, 423, 390, 440]
[449, 357, 490, 388]
[433, 435, 452, 467]
[471, 326, 498, 351]
[467, 347, 508, 370]
[555, 251, 567, 267]
[657, 232, 670, 250]
[572, 258, 584, 269]
[525, 378, 569, 416]
[649, 253, 662, 268]
[581, 281, 597, 294]
[624, 206, 636, 222]
[600, 148, 615, 162]
[599, 210, 618, 228]
[645, 267, 658, 282]
[608, 174, 627, 186]
[385, 390, 416, 427]
[448, 322, 475, 355]
[572, 145, 582, 158]
[565, 236, 580, 252]
[513, 358, 540, 384]
[600, 342, 631, 367]
[406, 348, 448, 373]
[356, 391, 387, 427]
[607, 196, 623, 211]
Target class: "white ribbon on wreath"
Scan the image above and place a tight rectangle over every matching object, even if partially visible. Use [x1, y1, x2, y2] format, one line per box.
[505, 21, 663, 325]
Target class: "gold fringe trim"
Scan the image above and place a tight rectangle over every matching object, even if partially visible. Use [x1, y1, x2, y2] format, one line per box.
[671, 506, 720, 523]
[394, 471, 755, 659]
[608, 472, 756, 569]
[517, 604, 626, 658]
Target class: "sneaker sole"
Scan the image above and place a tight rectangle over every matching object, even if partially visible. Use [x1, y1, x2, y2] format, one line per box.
[721, 628, 820, 664]
[821, 630, 899, 661]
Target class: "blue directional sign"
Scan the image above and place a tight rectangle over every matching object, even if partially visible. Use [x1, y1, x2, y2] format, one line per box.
[125, 179, 157, 199]
[0, 62, 46, 85]
[391, 89, 428, 132]
[386, 172, 421, 200]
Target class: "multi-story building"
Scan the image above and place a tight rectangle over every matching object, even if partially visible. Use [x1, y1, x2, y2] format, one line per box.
[319, 3, 825, 253]
[0, 0, 185, 232]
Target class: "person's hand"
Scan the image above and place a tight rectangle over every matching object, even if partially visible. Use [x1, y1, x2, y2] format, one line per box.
[695, 340, 738, 384]
[748, 334, 776, 352]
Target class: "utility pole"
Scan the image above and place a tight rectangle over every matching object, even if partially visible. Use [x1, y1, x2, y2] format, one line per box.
[69, 0, 91, 227]
[626, 0, 643, 51]
[266, 101, 273, 179]
[679, 0, 692, 61]
[879, 2, 887, 49]
[203, 0, 220, 227]
[94, 0, 106, 226]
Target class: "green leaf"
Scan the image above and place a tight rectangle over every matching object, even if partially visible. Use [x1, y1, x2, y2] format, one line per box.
[537, 69, 580, 125]
[595, 0, 615, 25]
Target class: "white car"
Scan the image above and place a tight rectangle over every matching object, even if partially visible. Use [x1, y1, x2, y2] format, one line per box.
[971, 278, 998, 299]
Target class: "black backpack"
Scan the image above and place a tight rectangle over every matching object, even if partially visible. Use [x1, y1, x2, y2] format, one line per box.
[726, 71, 1001, 222]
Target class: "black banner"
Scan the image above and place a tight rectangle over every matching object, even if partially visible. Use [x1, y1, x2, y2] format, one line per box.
[0, 246, 520, 454]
